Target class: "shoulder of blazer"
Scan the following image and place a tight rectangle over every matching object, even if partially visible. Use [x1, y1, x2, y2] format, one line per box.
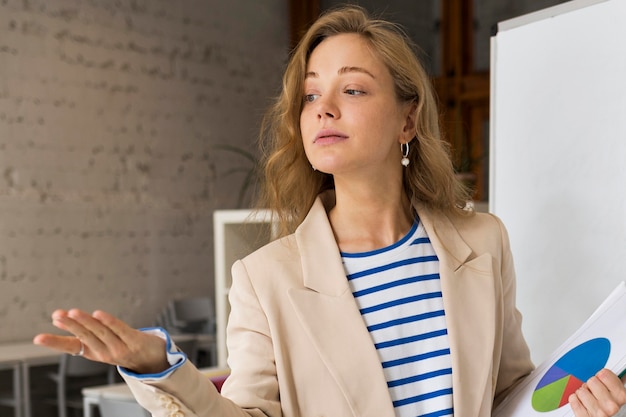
[240, 196, 332, 265]
[238, 197, 349, 296]
[416, 205, 509, 262]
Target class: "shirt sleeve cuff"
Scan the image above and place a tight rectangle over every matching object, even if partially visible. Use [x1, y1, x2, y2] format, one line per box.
[117, 327, 187, 381]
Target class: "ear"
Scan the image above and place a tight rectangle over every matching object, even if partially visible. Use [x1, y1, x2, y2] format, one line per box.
[400, 101, 418, 143]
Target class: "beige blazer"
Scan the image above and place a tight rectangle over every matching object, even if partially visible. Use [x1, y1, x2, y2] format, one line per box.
[124, 196, 534, 417]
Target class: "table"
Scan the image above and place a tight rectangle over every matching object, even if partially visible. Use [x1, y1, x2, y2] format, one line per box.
[0, 342, 62, 417]
[82, 366, 229, 417]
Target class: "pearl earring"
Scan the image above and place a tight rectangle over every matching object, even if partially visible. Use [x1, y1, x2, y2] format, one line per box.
[401, 142, 410, 167]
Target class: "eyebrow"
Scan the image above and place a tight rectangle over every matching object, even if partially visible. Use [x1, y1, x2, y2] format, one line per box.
[304, 66, 376, 79]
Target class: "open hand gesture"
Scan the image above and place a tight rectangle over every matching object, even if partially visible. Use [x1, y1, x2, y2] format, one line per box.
[33, 309, 170, 375]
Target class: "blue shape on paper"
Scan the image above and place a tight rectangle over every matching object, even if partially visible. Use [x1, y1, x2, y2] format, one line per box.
[536, 337, 611, 391]
[556, 337, 610, 380]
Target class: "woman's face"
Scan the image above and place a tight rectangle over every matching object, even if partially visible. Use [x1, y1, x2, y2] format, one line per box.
[300, 33, 414, 180]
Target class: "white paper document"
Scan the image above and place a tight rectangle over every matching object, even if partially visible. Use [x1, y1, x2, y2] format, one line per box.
[493, 282, 626, 417]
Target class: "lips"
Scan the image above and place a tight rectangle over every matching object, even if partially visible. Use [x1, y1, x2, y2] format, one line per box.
[314, 129, 348, 143]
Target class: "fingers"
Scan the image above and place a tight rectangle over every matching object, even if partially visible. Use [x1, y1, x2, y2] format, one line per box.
[64, 309, 133, 364]
[35, 308, 123, 364]
[597, 369, 626, 404]
[33, 309, 86, 355]
[92, 310, 136, 345]
[91, 312, 170, 374]
[569, 391, 590, 417]
[35, 308, 170, 374]
[569, 369, 626, 417]
[33, 332, 82, 355]
[89, 310, 150, 359]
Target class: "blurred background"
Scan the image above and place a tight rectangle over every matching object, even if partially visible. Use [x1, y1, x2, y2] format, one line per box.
[0, 0, 568, 353]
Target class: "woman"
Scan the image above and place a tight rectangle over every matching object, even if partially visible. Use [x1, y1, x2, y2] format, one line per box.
[34, 6, 626, 417]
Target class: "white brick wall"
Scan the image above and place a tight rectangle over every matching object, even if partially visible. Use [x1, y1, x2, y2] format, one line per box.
[0, 0, 287, 341]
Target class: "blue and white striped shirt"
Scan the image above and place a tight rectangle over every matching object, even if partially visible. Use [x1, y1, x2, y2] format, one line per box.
[342, 219, 454, 417]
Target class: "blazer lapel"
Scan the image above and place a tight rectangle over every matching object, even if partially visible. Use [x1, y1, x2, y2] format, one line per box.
[288, 198, 396, 417]
[418, 207, 497, 417]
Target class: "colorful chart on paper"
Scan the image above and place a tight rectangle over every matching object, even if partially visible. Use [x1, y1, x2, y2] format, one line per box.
[531, 337, 611, 412]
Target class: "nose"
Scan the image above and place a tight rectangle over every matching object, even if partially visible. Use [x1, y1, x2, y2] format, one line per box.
[316, 94, 339, 120]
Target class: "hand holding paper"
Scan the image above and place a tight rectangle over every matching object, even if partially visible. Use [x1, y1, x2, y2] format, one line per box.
[493, 282, 626, 417]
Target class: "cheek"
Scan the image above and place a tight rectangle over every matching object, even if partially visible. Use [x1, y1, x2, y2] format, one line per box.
[377, 105, 408, 138]
[299, 110, 309, 135]
[300, 110, 317, 144]
[299, 113, 312, 156]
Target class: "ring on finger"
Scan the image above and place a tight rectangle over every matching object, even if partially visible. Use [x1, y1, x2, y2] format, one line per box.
[72, 338, 85, 357]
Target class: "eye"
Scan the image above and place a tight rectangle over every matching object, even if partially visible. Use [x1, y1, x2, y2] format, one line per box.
[345, 88, 365, 96]
[304, 94, 319, 103]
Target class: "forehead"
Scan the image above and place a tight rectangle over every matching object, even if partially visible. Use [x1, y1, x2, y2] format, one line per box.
[306, 33, 387, 75]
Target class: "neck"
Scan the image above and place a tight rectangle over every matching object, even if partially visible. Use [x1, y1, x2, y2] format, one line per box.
[328, 185, 414, 253]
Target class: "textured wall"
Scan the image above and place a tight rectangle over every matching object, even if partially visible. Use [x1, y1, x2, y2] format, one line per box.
[0, 0, 287, 341]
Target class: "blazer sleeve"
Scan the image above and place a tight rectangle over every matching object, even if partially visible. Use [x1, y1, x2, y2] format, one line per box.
[123, 361, 246, 417]
[492, 214, 535, 406]
[217, 258, 282, 416]
[120, 259, 280, 417]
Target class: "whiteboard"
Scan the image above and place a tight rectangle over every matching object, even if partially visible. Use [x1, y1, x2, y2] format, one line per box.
[490, 0, 626, 364]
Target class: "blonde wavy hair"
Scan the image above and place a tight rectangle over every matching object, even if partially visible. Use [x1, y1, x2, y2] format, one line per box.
[256, 5, 472, 237]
